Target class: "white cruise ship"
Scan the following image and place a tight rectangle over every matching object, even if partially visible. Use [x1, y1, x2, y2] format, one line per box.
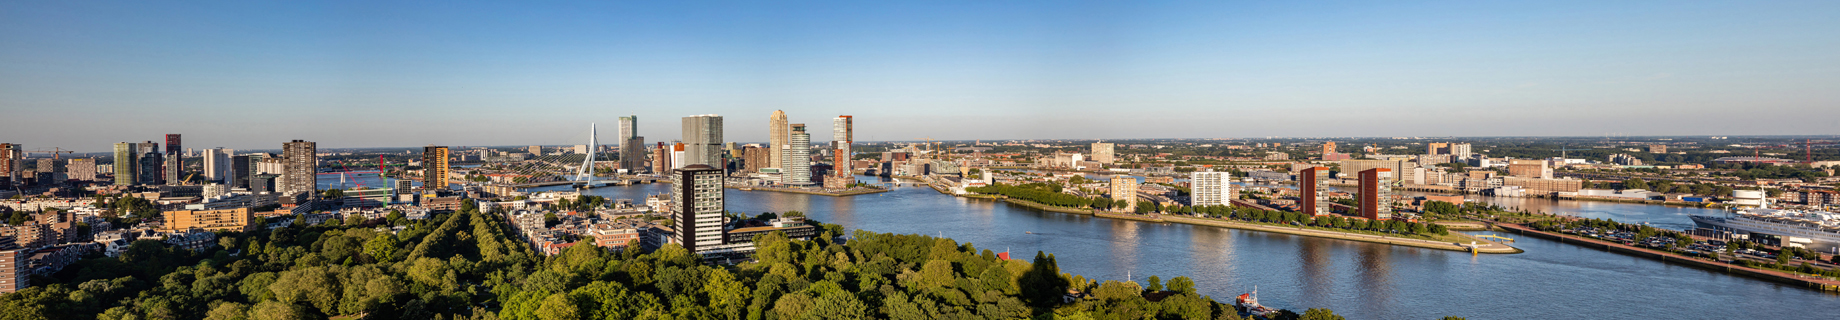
[1691, 208, 1840, 246]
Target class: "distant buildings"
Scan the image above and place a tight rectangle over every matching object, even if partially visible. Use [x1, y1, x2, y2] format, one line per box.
[1301, 167, 1329, 216]
[670, 164, 725, 252]
[681, 114, 724, 169]
[783, 124, 812, 185]
[1608, 153, 1644, 166]
[1189, 170, 1234, 207]
[528, 145, 543, 156]
[741, 146, 771, 173]
[280, 140, 317, 197]
[622, 136, 646, 173]
[1649, 144, 1667, 153]
[424, 146, 450, 191]
[618, 115, 638, 157]
[1358, 168, 1393, 220]
[1110, 176, 1138, 211]
[1507, 159, 1552, 179]
[1091, 142, 1115, 164]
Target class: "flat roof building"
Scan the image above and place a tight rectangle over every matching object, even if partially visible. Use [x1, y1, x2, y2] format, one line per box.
[1301, 167, 1329, 216]
[1359, 168, 1393, 220]
[671, 164, 726, 252]
[162, 207, 257, 232]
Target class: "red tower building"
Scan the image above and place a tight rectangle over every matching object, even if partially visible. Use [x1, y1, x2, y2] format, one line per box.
[1359, 168, 1393, 220]
[1300, 167, 1328, 216]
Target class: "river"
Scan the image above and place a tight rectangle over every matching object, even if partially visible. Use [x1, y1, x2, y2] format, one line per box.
[528, 175, 1837, 319]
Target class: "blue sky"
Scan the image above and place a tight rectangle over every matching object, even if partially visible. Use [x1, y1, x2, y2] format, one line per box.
[2, 1, 1837, 151]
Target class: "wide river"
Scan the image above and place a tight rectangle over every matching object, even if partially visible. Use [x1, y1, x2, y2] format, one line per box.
[527, 176, 1837, 319]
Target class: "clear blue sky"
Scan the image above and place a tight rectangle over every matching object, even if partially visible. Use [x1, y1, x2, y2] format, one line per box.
[3, 1, 1836, 152]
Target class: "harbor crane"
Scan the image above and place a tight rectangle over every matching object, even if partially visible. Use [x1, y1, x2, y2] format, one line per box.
[28, 147, 74, 160]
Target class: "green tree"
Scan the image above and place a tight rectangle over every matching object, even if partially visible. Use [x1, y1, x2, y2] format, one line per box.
[1623, 178, 1648, 190]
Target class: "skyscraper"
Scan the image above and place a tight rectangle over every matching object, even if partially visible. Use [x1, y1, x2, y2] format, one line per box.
[1091, 142, 1115, 164]
[622, 136, 646, 173]
[136, 142, 162, 185]
[783, 124, 811, 185]
[203, 148, 227, 181]
[112, 142, 137, 186]
[280, 140, 317, 197]
[651, 142, 669, 174]
[1301, 167, 1329, 216]
[831, 115, 854, 186]
[1322, 142, 1337, 155]
[618, 115, 637, 157]
[768, 110, 789, 171]
[164, 134, 182, 185]
[423, 146, 450, 192]
[231, 155, 252, 189]
[1189, 170, 1234, 207]
[671, 164, 726, 252]
[1359, 168, 1393, 220]
[527, 145, 542, 156]
[681, 114, 724, 169]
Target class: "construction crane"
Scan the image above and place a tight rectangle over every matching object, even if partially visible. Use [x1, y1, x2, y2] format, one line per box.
[28, 147, 74, 160]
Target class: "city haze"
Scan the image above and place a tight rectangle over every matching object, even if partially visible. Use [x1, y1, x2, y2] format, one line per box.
[4, 1, 1838, 151]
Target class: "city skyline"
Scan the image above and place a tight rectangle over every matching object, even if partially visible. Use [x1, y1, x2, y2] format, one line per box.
[5, 1, 1839, 151]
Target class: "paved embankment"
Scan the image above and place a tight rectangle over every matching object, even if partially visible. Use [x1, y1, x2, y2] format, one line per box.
[1496, 223, 1840, 292]
[726, 186, 890, 197]
[967, 194, 1518, 254]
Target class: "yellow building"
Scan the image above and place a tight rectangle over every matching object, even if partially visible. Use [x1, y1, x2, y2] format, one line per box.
[162, 208, 256, 232]
[1110, 176, 1139, 212]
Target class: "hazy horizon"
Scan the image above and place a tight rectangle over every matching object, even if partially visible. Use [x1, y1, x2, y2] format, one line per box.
[5, 1, 1838, 152]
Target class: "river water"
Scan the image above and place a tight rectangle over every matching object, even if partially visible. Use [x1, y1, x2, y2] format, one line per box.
[530, 176, 1837, 319]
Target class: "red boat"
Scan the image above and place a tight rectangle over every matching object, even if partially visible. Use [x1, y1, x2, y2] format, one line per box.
[1235, 287, 1278, 319]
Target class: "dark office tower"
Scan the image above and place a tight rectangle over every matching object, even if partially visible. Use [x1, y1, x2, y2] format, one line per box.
[164, 134, 182, 184]
[681, 114, 724, 169]
[136, 141, 163, 185]
[423, 146, 450, 192]
[231, 155, 252, 189]
[1300, 166, 1329, 216]
[621, 136, 646, 173]
[165, 134, 181, 155]
[671, 164, 726, 252]
[113, 142, 137, 185]
[281, 140, 317, 197]
[1359, 168, 1394, 221]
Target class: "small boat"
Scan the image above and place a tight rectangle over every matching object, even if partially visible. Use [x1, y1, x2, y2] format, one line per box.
[1235, 287, 1278, 319]
[1025, 231, 1034, 234]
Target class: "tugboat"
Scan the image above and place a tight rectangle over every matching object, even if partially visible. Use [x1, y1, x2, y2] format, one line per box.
[1235, 286, 1278, 319]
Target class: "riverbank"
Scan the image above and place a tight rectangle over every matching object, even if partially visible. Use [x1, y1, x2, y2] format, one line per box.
[727, 185, 891, 197]
[973, 194, 1519, 254]
[1496, 223, 1840, 292]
